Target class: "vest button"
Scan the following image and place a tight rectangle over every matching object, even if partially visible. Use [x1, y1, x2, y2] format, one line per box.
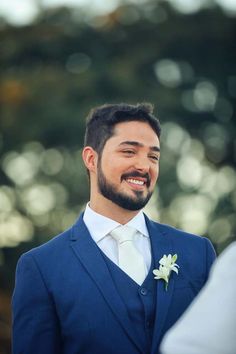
[140, 287, 148, 296]
[146, 320, 151, 328]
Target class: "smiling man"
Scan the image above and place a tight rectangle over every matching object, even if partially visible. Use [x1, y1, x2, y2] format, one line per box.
[83, 116, 160, 221]
[12, 103, 216, 354]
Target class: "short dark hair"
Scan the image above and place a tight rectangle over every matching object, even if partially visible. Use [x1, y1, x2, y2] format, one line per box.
[84, 102, 161, 155]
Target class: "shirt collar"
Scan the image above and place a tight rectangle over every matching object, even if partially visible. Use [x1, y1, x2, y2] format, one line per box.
[83, 203, 149, 243]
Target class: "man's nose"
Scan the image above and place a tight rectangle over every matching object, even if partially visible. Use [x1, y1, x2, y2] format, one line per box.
[133, 157, 150, 173]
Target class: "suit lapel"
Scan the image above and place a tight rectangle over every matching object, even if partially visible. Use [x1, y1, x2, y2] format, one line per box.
[70, 214, 145, 354]
[145, 217, 175, 354]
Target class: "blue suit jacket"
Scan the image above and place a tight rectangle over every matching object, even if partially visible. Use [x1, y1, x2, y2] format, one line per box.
[12, 214, 216, 354]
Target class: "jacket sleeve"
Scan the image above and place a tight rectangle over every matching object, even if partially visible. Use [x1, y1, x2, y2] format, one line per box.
[12, 253, 62, 354]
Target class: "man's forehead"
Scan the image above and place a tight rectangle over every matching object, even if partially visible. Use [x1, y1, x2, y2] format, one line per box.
[113, 120, 159, 136]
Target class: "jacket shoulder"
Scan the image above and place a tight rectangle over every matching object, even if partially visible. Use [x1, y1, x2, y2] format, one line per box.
[148, 218, 203, 240]
[21, 225, 73, 261]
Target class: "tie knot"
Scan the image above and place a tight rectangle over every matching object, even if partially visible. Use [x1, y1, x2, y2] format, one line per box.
[110, 225, 137, 244]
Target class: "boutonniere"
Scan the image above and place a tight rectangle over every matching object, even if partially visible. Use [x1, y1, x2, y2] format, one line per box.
[153, 254, 179, 291]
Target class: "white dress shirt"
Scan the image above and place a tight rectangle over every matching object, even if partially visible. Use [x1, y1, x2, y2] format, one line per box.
[160, 241, 236, 354]
[83, 204, 151, 277]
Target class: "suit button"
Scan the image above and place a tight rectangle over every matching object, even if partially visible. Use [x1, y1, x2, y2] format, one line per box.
[140, 287, 148, 296]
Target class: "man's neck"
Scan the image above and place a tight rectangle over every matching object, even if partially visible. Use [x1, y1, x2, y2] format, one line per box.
[89, 198, 140, 225]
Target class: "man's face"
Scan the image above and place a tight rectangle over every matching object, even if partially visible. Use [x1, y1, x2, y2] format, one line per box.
[96, 121, 160, 211]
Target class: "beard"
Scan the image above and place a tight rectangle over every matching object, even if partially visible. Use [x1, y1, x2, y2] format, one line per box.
[97, 162, 153, 211]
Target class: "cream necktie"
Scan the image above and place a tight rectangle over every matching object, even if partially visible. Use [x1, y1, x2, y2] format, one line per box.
[110, 225, 146, 285]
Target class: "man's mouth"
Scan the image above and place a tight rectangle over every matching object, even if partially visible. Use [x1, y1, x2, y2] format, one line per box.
[122, 172, 150, 188]
[126, 178, 145, 186]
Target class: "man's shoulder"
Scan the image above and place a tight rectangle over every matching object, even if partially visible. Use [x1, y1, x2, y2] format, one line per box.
[19, 222, 77, 263]
[147, 216, 204, 241]
[22, 213, 85, 258]
[146, 217, 215, 256]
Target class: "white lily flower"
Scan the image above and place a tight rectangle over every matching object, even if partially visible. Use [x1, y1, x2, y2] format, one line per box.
[153, 254, 179, 290]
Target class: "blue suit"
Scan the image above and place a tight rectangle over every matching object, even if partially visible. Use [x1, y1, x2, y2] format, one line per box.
[12, 214, 216, 354]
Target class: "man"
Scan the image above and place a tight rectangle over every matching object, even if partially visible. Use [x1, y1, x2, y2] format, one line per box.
[12, 103, 216, 354]
[160, 241, 236, 354]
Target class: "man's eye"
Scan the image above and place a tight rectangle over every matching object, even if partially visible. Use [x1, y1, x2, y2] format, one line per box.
[149, 155, 159, 161]
[123, 150, 135, 154]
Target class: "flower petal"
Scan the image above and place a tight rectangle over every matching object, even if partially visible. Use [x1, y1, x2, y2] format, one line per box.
[159, 255, 167, 266]
[172, 254, 178, 263]
[172, 266, 179, 274]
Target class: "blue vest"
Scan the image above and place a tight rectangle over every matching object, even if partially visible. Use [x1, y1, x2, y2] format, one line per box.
[102, 253, 157, 354]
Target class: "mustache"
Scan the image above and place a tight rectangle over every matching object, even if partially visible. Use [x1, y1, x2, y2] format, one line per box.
[121, 171, 151, 187]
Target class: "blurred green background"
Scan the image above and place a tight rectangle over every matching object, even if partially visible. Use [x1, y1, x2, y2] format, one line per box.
[0, 0, 235, 352]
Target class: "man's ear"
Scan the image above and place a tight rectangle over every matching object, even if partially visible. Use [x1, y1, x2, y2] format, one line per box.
[82, 146, 98, 172]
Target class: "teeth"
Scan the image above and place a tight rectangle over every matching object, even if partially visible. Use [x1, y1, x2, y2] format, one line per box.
[127, 178, 144, 185]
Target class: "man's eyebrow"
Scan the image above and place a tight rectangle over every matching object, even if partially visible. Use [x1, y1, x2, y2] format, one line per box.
[119, 141, 160, 152]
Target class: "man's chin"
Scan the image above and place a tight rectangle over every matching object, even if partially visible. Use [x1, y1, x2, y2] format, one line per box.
[114, 193, 151, 211]
[97, 170, 152, 211]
